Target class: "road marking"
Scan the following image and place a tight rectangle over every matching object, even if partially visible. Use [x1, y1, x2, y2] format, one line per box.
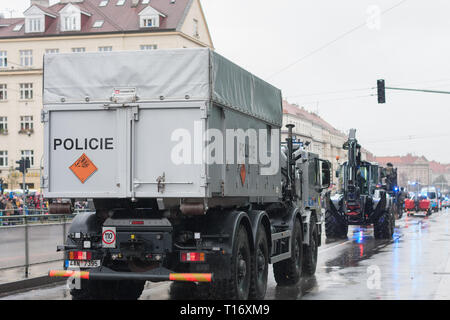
[434, 255, 450, 299]
[319, 240, 350, 254]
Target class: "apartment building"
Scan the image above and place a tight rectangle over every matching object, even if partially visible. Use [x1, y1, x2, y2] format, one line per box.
[0, 0, 213, 190]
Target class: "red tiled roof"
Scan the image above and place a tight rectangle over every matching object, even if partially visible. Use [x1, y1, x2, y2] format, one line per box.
[375, 155, 450, 175]
[0, 0, 192, 38]
[375, 154, 430, 166]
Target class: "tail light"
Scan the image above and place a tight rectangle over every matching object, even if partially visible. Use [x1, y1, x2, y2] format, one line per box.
[69, 251, 92, 260]
[180, 252, 205, 262]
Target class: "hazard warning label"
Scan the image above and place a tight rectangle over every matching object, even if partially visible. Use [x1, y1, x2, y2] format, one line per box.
[69, 153, 98, 184]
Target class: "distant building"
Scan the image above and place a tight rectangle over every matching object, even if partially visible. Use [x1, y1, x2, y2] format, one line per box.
[0, 0, 213, 190]
[374, 154, 450, 190]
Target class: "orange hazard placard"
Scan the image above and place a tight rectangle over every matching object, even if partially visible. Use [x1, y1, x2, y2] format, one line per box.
[69, 153, 98, 184]
[240, 164, 246, 186]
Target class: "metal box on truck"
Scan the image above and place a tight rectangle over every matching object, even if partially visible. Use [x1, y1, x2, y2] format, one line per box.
[42, 48, 282, 205]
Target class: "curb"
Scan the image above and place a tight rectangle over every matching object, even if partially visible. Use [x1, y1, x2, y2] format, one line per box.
[0, 275, 66, 297]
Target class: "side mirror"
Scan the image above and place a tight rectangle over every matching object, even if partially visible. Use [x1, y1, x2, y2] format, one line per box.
[321, 160, 331, 189]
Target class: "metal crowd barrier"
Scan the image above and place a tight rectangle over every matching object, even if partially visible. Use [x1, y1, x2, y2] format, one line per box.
[0, 209, 90, 278]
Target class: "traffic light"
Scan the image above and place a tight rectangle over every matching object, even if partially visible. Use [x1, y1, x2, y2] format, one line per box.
[16, 159, 25, 174]
[15, 158, 30, 174]
[377, 79, 386, 104]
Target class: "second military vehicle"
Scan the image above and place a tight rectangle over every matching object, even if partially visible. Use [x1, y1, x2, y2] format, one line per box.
[325, 129, 395, 239]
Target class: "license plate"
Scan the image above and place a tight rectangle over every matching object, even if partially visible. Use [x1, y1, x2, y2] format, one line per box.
[66, 260, 101, 269]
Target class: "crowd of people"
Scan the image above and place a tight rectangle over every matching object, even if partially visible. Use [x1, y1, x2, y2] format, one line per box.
[0, 193, 49, 225]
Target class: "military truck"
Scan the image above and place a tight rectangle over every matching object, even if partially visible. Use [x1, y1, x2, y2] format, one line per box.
[325, 129, 395, 239]
[44, 49, 331, 300]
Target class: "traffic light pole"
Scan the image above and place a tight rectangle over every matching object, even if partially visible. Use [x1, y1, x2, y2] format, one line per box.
[377, 79, 450, 104]
[386, 87, 450, 95]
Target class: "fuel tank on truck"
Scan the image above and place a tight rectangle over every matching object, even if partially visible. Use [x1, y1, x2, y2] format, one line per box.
[42, 49, 283, 205]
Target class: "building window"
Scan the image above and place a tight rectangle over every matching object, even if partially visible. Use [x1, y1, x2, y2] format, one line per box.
[20, 83, 33, 100]
[193, 19, 199, 37]
[116, 0, 126, 6]
[99, 0, 109, 6]
[72, 47, 86, 53]
[26, 17, 44, 33]
[63, 15, 78, 31]
[0, 151, 7, 167]
[142, 17, 156, 27]
[98, 46, 112, 52]
[0, 84, 6, 101]
[45, 49, 59, 54]
[0, 117, 7, 133]
[140, 44, 157, 50]
[20, 50, 33, 67]
[93, 20, 104, 28]
[20, 116, 34, 131]
[0, 51, 7, 68]
[142, 0, 150, 4]
[21, 150, 34, 167]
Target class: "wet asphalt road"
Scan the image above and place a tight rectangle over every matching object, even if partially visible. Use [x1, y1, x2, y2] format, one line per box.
[2, 208, 450, 300]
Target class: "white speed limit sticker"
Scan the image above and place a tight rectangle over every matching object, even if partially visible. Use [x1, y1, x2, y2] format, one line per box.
[102, 227, 116, 248]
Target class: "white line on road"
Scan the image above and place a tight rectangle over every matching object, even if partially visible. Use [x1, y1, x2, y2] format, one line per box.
[319, 240, 351, 254]
[434, 254, 450, 300]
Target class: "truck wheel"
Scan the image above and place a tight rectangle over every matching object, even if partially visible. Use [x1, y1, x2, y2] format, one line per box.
[374, 211, 393, 239]
[70, 279, 145, 300]
[302, 214, 318, 276]
[249, 226, 269, 300]
[325, 211, 348, 239]
[273, 218, 303, 286]
[211, 226, 252, 300]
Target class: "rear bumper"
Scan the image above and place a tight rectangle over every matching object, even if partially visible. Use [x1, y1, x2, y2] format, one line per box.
[49, 267, 212, 282]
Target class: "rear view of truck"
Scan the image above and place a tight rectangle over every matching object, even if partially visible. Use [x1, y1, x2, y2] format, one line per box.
[44, 48, 329, 300]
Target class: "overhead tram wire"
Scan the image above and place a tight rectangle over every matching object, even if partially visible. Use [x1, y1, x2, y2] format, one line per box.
[364, 133, 450, 145]
[286, 78, 450, 102]
[267, 0, 409, 81]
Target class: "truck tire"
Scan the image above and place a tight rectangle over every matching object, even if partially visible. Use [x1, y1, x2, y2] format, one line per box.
[211, 226, 252, 300]
[374, 211, 393, 239]
[70, 279, 145, 300]
[273, 218, 303, 286]
[249, 226, 269, 300]
[302, 214, 318, 276]
[325, 210, 348, 239]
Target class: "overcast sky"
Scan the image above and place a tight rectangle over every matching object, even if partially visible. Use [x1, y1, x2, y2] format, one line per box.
[2, 0, 450, 163]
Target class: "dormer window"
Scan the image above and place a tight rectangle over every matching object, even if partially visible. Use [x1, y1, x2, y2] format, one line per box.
[143, 17, 156, 27]
[26, 17, 44, 33]
[139, 6, 166, 29]
[23, 5, 55, 33]
[59, 4, 91, 32]
[63, 15, 79, 31]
